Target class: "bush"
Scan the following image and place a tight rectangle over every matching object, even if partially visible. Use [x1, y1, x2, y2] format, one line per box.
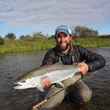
[0, 37, 4, 45]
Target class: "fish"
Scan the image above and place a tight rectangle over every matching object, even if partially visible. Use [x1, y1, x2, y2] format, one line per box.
[14, 64, 80, 92]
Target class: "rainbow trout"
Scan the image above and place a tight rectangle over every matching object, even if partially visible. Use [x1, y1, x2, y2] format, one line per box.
[14, 64, 80, 91]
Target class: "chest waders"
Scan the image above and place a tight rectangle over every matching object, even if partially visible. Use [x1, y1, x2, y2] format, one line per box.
[32, 56, 81, 110]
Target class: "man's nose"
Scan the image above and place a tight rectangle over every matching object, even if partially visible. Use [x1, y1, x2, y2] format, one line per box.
[60, 36, 65, 42]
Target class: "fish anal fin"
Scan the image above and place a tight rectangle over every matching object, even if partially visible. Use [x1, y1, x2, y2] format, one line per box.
[52, 82, 64, 88]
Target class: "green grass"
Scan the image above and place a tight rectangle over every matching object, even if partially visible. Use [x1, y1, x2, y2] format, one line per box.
[74, 37, 110, 48]
[0, 39, 55, 54]
[0, 37, 110, 54]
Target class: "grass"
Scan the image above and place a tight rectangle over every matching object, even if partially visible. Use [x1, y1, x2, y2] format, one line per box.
[74, 37, 110, 48]
[0, 37, 110, 54]
[0, 39, 55, 54]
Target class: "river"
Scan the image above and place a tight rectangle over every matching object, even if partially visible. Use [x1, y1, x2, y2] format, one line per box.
[0, 48, 109, 110]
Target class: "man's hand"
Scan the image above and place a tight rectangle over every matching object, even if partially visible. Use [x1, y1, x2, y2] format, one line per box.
[78, 62, 89, 76]
[42, 78, 52, 90]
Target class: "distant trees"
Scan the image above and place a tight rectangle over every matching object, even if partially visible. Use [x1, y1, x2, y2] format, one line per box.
[0, 26, 100, 43]
[19, 35, 25, 40]
[19, 32, 47, 41]
[19, 35, 32, 40]
[0, 36, 4, 45]
[99, 35, 110, 38]
[74, 26, 98, 37]
[5, 33, 16, 40]
[48, 35, 55, 39]
[32, 32, 47, 40]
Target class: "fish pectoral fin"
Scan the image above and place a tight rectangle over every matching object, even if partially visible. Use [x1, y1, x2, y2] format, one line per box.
[52, 82, 64, 88]
[37, 86, 44, 92]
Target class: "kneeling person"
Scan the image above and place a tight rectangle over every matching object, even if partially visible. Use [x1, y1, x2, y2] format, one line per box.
[41, 25, 105, 108]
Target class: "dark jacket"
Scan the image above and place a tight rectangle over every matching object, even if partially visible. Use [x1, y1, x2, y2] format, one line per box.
[42, 45, 105, 72]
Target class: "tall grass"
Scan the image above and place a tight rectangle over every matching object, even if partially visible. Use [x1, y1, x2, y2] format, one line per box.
[74, 37, 110, 48]
[0, 39, 54, 54]
[0, 37, 110, 54]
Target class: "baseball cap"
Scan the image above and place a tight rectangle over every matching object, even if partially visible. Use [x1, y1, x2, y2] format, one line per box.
[55, 25, 72, 37]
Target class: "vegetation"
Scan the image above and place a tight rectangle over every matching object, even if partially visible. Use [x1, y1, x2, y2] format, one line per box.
[74, 37, 110, 48]
[5, 33, 16, 40]
[0, 32, 55, 54]
[74, 26, 98, 37]
[0, 38, 55, 54]
[0, 36, 110, 54]
[0, 26, 110, 54]
[0, 36, 4, 45]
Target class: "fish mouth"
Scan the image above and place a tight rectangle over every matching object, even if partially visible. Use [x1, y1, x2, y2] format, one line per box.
[14, 79, 31, 89]
[14, 82, 25, 89]
[13, 79, 38, 90]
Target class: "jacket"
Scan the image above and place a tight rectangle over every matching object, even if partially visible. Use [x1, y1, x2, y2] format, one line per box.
[42, 45, 105, 72]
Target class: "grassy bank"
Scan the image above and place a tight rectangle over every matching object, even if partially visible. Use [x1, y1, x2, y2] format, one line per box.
[0, 39, 55, 54]
[0, 37, 110, 54]
[75, 37, 110, 48]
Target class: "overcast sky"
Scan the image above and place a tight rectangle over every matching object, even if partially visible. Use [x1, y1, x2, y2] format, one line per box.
[0, 0, 110, 37]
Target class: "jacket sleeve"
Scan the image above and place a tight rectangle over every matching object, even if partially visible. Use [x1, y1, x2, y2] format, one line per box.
[79, 47, 106, 72]
[41, 49, 56, 66]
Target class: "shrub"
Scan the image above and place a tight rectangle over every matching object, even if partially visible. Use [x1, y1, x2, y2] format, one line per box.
[0, 37, 4, 45]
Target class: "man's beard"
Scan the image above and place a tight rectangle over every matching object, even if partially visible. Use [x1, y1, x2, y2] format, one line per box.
[57, 43, 70, 52]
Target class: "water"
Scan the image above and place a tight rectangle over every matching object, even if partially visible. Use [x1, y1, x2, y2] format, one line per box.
[0, 48, 109, 110]
[0, 52, 45, 110]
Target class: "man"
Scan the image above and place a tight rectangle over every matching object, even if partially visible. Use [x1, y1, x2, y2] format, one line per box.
[41, 25, 105, 107]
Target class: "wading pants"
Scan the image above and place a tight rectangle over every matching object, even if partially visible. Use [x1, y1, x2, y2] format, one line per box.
[34, 75, 92, 110]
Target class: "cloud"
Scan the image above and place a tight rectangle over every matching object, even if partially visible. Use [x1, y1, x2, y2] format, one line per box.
[0, 0, 110, 28]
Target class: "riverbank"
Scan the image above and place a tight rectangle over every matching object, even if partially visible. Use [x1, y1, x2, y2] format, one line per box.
[0, 39, 54, 54]
[0, 37, 110, 54]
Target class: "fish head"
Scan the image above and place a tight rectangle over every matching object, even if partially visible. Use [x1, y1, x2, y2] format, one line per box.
[14, 77, 44, 91]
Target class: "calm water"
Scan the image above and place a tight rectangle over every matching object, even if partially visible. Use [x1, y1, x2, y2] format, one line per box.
[0, 48, 109, 110]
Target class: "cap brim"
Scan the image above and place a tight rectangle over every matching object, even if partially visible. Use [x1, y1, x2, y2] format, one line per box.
[55, 30, 69, 37]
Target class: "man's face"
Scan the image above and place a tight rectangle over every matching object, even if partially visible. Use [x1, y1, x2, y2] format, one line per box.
[56, 32, 72, 51]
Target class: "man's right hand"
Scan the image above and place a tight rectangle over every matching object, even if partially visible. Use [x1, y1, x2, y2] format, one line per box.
[42, 78, 52, 90]
[78, 62, 89, 76]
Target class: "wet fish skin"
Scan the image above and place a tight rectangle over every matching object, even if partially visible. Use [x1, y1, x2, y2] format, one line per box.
[14, 64, 80, 91]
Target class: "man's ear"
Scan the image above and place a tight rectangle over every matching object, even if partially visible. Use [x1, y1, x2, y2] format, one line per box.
[69, 35, 74, 40]
[71, 35, 78, 40]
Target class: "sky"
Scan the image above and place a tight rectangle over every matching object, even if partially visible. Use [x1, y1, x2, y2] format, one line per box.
[0, 0, 110, 37]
